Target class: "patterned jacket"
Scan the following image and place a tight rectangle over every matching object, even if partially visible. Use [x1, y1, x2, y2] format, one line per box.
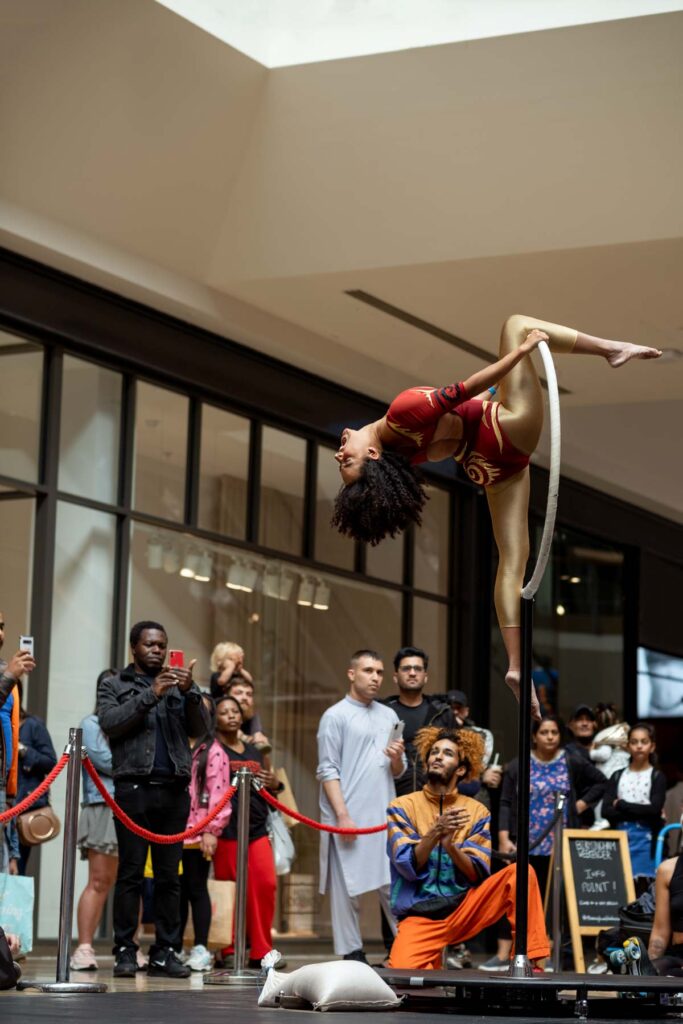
[184, 738, 232, 844]
[386, 787, 491, 920]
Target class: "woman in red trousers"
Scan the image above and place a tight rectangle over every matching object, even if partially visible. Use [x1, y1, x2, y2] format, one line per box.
[213, 694, 284, 968]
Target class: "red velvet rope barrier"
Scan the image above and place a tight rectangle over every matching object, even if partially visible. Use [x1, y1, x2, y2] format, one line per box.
[83, 758, 387, 839]
[258, 786, 387, 835]
[0, 753, 70, 823]
[83, 758, 241, 844]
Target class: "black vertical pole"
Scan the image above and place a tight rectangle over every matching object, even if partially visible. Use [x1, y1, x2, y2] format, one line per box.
[510, 595, 534, 976]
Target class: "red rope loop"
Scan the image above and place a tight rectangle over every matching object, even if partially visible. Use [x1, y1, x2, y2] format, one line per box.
[0, 753, 70, 823]
[80, 759, 388, 840]
[83, 758, 237, 844]
[258, 786, 387, 834]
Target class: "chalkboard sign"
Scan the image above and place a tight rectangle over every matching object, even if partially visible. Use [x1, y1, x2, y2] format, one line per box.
[562, 829, 635, 972]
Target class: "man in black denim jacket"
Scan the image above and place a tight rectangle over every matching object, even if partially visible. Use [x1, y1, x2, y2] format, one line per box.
[97, 620, 209, 979]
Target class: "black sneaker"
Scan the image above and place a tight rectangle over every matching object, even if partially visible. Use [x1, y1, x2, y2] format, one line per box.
[113, 947, 138, 978]
[147, 948, 191, 978]
[342, 949, 369, 964]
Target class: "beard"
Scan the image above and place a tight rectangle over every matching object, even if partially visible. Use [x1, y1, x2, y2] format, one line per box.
[427, 764, 457, 786]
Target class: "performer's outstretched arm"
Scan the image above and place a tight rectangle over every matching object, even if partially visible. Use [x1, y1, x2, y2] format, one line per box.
[460, 330, 545, 398]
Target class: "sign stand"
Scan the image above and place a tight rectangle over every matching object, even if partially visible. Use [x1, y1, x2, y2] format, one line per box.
[561, 829, 635, 972]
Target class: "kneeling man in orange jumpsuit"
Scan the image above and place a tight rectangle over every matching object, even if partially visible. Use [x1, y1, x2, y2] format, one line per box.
[387, 728, 549, 970]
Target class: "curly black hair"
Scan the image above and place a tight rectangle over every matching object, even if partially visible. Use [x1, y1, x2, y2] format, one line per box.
[331, 450, 428, 545]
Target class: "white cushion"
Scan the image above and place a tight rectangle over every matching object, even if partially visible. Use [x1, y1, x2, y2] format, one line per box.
[258, 960, 402, 1011]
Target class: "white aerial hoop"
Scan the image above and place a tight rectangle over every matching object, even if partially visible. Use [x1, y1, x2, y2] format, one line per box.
[521, 339, 561, 600]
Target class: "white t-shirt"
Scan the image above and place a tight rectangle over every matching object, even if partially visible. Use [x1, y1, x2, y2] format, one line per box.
[617, 765, 653, 804]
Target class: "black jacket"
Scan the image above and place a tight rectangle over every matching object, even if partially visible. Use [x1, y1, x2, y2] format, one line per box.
[17, 715, 57, 808]
[499, 749, 607, 840]
[97, 665, 209, 781]
[383, 695, 454, 797]
[603, 766, 667, 831]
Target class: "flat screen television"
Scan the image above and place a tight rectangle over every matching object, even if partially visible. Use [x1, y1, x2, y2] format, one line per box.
[637, 646, 683, 719]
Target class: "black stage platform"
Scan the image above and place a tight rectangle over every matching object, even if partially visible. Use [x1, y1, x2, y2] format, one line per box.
[1, 972, 682, 1023]
[381, 968, 683, 1018]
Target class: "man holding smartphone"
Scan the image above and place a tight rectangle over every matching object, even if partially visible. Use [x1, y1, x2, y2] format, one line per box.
[317, 650, 406, 963]
[384, 647, 454, 798]
[97, 621, 210, 979]
[0, 614, 36, 874]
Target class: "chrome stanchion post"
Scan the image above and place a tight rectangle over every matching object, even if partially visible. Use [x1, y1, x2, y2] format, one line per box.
[18, 729, 107, 993]
[551, 792, 565, 974]
[233, 765, 252, 978]
[510, 596, 533, 978]
[204, 765, 260, 987]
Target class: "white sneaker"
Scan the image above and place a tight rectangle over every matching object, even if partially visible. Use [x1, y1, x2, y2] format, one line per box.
[70, 944, 98, 971]
[186, 944, 213, 972]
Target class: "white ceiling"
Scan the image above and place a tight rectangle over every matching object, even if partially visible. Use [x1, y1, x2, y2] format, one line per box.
[1, 1, 681, 524]
[155, 0, 683, 66]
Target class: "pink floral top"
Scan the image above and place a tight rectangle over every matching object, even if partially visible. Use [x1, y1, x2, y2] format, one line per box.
[184, 738, 232, 844]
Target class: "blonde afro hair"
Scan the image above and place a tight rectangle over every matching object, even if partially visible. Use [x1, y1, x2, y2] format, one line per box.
[414, 726, 485, 783]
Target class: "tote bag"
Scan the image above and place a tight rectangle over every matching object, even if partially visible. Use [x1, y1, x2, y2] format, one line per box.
[0, 873, 34, 954]
[183, 878, 235, 950]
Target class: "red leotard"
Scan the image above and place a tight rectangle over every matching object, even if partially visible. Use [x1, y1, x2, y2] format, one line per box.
[386, 387, 529, 487]
[386, 384, 469, 460]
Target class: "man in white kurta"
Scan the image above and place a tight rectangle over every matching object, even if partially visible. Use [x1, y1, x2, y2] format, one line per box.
[317, 649, 406, 959]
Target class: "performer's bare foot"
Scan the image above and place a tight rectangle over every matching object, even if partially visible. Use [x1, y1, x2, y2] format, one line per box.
[505, 669, 542, 720]
[606, 342, 662, 368]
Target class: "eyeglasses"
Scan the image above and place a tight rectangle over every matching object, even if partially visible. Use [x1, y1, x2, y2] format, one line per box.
[398, 664, 425, 673]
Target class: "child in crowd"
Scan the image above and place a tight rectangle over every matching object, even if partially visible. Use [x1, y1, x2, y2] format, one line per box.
[604, 723, 666, 885]
[590, 704, 630, 831]
[179, 704, 232, 972]
[209, 642, 246, 698]
[209, 641, 270, 751]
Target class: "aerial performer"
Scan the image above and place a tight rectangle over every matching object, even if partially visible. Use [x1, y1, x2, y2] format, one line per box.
[332, 314, 661, 719]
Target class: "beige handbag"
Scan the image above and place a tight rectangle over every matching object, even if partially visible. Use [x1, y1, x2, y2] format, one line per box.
[16, 805, 61, 846]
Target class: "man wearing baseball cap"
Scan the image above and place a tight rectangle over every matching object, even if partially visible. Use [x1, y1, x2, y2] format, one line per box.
[566, 704, 597, 761]
[566, 704, 598, 826]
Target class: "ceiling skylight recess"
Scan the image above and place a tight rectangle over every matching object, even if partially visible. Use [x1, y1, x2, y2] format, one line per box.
[156, 0, 683, 68]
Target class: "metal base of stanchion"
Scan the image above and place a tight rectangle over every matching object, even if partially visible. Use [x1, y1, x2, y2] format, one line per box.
[203, 967, 261, 986]
[508, 954, 533, 978]
[17, 980, 108, 993]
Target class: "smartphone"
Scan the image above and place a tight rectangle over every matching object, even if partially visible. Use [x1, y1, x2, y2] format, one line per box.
[19, 635, 34, 657]
[386, 720, 405, 747]
[168, 649, 184, 669]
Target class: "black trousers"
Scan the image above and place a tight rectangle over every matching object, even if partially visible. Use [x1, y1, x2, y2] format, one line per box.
[180, 848, 212, 949]
[112, 779, 190, 955]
